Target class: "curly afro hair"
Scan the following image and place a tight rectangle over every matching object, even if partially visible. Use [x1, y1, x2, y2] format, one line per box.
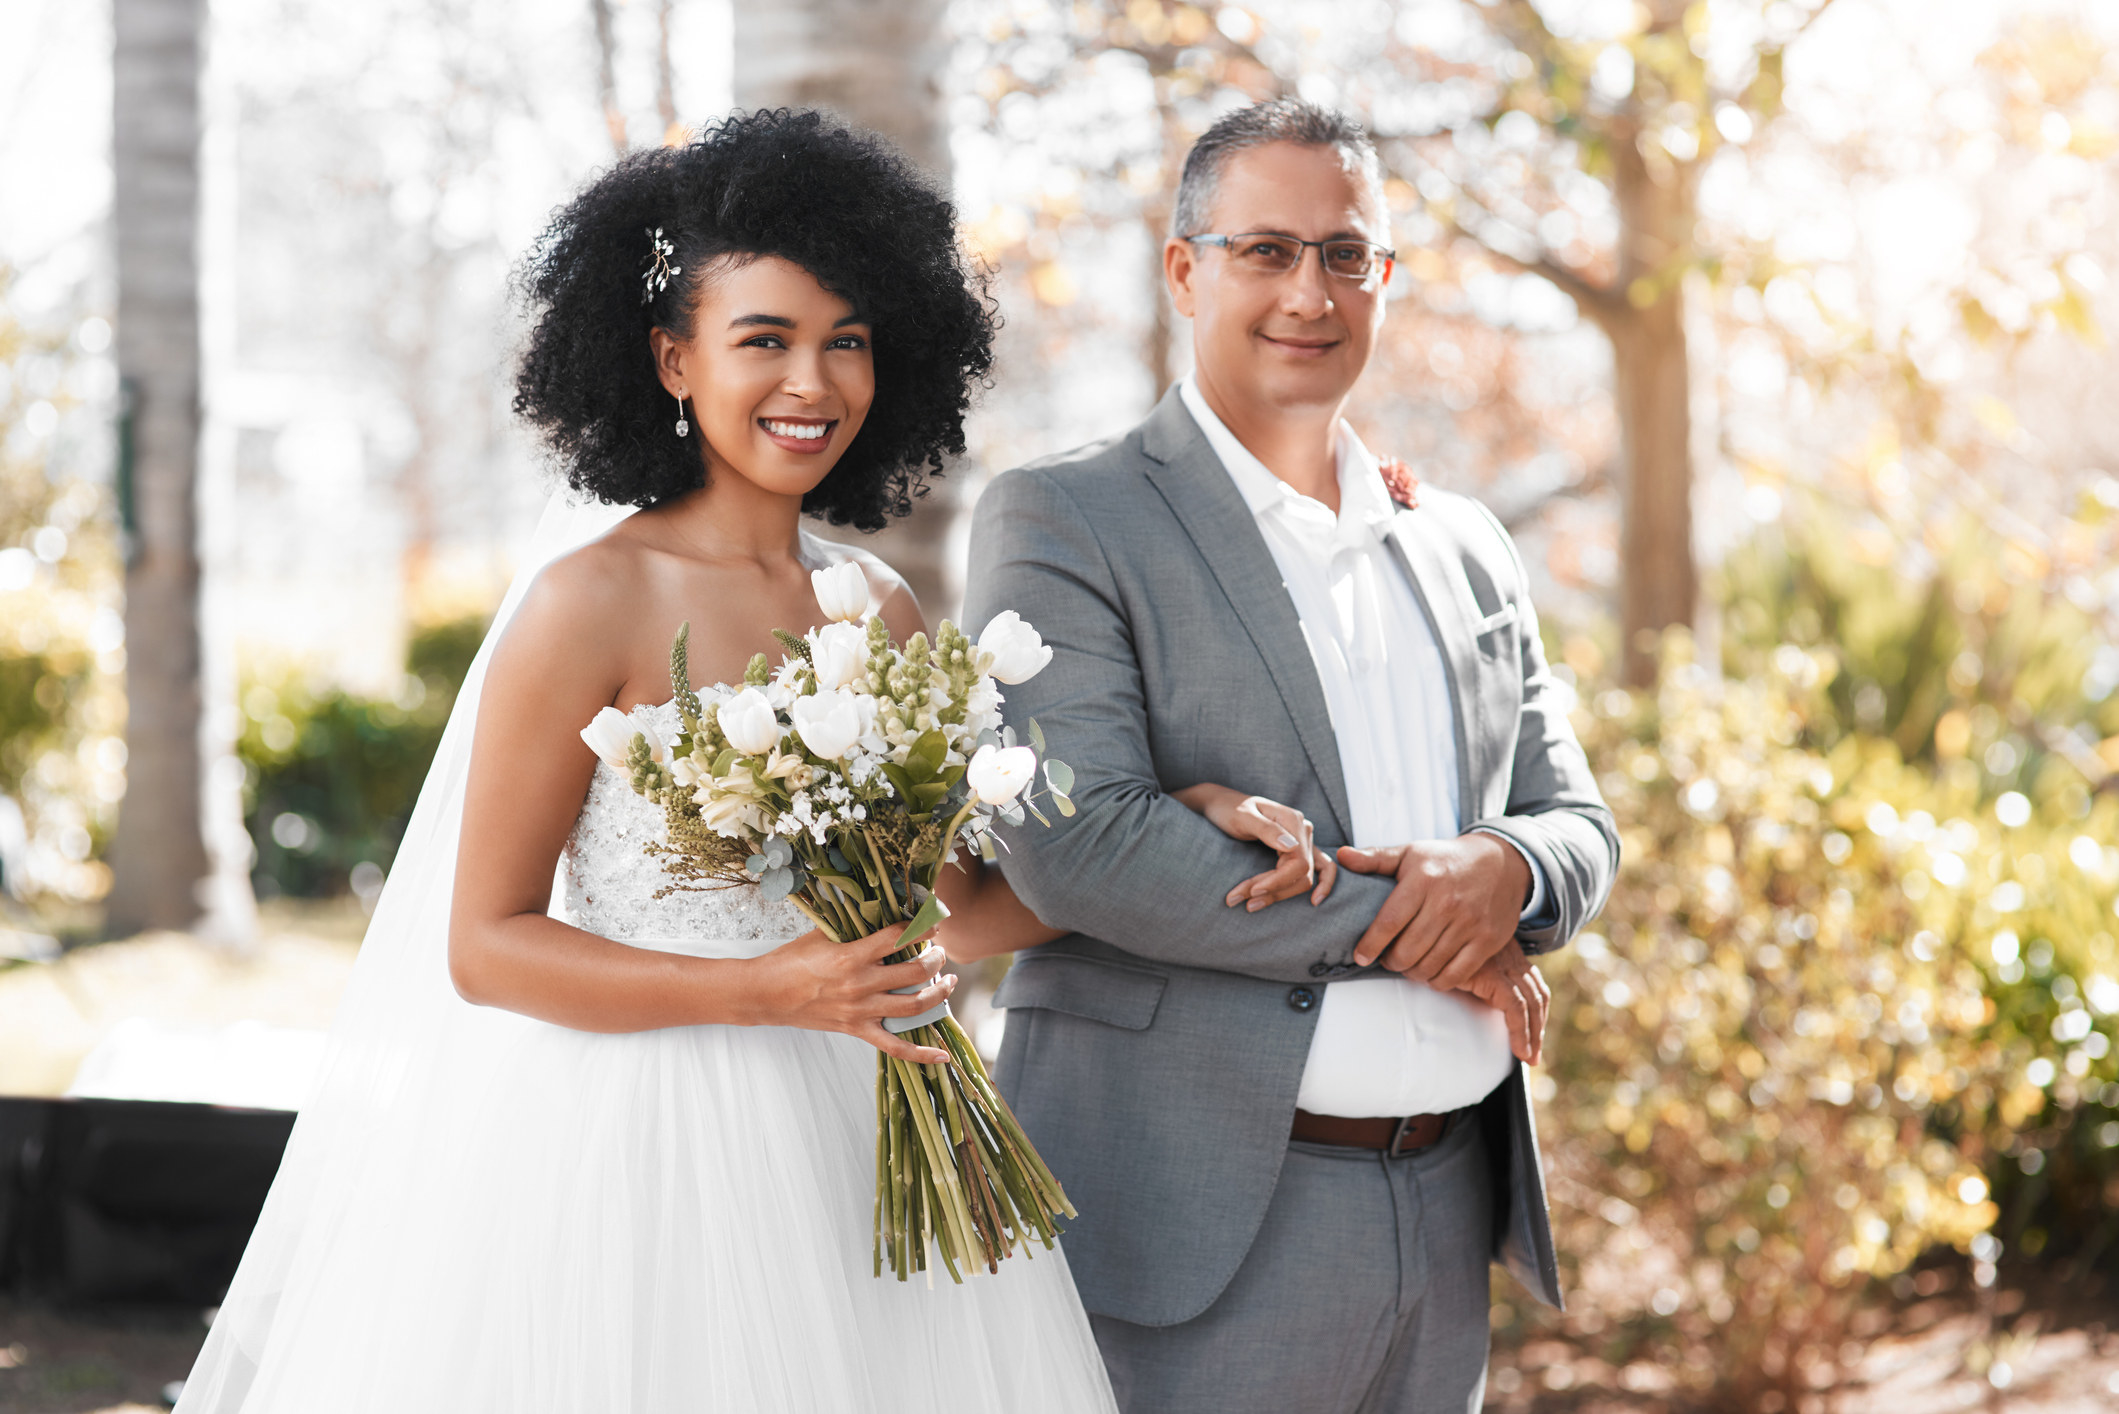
[512, 109, 995, 529]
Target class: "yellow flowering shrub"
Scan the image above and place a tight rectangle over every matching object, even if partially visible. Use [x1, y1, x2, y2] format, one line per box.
[1526, 636, 2119, 1407]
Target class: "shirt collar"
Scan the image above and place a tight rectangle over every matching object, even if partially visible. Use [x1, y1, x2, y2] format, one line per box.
[1178, 374, 1401, 547]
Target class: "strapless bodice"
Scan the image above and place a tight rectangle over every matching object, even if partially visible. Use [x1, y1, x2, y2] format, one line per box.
[556, 700, 809, 959]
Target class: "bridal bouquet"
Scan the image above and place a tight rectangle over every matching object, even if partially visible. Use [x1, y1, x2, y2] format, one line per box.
[581, 562, 1077, 1282]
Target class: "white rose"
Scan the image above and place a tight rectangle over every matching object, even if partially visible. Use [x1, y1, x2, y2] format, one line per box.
[811, 560, 870, 623]
[976, 610, 1054, 685]
[808, 620, 868, 690]
[967, 744, 1037, 806]
[790, 688, 865, 761]
[718, 687, 781, 755]
[580, 707, 667, 769]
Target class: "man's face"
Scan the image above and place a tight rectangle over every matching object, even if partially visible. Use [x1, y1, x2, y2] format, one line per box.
[1166, 141, 1391, 418]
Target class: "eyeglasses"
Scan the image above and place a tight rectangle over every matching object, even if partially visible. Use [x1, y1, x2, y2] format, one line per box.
[1183, 232, 1396, 285]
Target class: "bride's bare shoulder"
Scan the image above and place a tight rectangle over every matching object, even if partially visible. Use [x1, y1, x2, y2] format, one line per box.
[491, 522, 664, 678]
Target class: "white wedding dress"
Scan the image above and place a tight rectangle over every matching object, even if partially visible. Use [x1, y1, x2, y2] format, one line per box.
[176, 510, 1117, 1414]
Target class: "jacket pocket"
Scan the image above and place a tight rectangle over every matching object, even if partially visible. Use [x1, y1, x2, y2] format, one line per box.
[993, 953, 1169, 1031]
[1474, 602, 1520, 640]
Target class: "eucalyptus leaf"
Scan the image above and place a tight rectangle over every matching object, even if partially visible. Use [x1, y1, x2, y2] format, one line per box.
[1025, 800, 1050, 827]
[1001, 725, 1017, 749]
[827, 845, 853, 873]
[1053, 792, 1076, 818]
[745, 854, 769, 878]
[1043, 759, 1074, 795]
[976, 729, 1001, 750]
[1028, 718, 1047, 753]
[760, 867, 794, 902]
[764, 837, 793, 869]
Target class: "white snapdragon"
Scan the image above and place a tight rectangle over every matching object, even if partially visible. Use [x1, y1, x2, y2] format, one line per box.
[718, 687, 782, 755]
[976, 611, 1053, 685]
[812, 560, 869, 623]
[967, 744, 1037, 806]
[808, 620, 869, 690]
[580, 707, 668, 769]
[790, 688, 866, 761]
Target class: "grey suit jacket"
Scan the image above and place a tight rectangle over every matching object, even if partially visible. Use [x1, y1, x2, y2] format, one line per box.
[962, 389, 1617, 1327]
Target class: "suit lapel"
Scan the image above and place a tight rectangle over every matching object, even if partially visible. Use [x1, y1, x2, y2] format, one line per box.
[1137, 393, 1354, 842]
[1382, 511, 1490, 819]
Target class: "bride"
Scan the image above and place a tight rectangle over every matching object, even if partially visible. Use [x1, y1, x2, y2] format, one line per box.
[176, 110, 1334, 1413]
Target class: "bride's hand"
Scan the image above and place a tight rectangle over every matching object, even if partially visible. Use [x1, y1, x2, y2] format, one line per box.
[1172, 784, 1338, 911]
[748, 922, 956, 1065]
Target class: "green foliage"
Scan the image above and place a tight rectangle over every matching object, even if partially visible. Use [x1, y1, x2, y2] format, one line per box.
[1717, 507, 2118, 770]
[1526, 626, 2118, 1407]
[238, 615, 485, 899]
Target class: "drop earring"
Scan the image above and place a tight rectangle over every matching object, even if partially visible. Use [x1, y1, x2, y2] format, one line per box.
[674, 392, 690, 438]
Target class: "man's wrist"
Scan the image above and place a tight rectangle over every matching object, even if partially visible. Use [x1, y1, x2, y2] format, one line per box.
[1469, 827, 1546, 920]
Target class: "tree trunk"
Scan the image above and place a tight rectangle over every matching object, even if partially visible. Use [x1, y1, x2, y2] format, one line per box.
[734, 0, 960, 621]
[1607, 125, 1698, 687]
[107, 0, 210, 934]
[1611, 294, 1696, 687]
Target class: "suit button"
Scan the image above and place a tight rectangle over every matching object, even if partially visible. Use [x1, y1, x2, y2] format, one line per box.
[1287, 987, 1317, 1012]
[1307, 961, 1330, 978]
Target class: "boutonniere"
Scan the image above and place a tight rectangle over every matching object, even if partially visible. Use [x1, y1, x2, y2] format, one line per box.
[1379, 457, 1421, 510]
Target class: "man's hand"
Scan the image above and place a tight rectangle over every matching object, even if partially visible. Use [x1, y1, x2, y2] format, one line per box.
[1336, 834, 1532, 989]
[1457, 940, 1550, 1065]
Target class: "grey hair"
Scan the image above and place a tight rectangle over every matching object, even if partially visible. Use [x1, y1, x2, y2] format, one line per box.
[1171, 98, 1386, 239]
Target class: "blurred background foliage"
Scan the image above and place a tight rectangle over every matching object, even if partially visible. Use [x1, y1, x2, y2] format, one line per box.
[4, 0, 2119, 1404]
[0, 267, 125, 918]
[235, 614, 484, 905]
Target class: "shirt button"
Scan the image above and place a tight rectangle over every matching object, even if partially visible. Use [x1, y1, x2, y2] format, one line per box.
[1287, 987, 1317, 1012]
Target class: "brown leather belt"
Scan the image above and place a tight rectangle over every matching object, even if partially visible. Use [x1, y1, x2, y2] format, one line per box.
[1291, 1108, 1454, 1157]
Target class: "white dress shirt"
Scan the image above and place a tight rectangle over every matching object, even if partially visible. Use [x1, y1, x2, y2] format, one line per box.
[1179, 376, 1528, 1118]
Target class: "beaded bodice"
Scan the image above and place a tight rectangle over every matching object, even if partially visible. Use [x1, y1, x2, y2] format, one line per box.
[557, 700, 808, 960]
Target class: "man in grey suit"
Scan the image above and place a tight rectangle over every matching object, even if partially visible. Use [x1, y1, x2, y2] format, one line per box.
[962, 99, 1617, 1412]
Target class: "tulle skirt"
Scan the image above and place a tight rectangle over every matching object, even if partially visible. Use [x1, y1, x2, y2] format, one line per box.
[178, 1002, 1117, 1412]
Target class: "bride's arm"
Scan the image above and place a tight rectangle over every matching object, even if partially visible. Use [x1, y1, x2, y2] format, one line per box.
[934, 787, 1337, 961]
[446, 548, 953, 1062]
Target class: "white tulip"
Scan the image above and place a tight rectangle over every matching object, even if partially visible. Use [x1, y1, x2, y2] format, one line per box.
[790, 688, 865, 761]
[580, 707, 666, 769]
[811, 560, 870, 623]
[967, 744, 1037, 806]
[976, 610, 1054, 685]
[718, 687, 782, 755]
[808, 620, 868, 689]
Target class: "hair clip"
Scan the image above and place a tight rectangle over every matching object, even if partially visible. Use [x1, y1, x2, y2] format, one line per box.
[642, 227, 681, 305]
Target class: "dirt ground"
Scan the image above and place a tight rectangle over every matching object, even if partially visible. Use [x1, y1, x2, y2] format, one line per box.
[1483, 1261, 2119, 1414]
[2, 1269, 2117, 1412]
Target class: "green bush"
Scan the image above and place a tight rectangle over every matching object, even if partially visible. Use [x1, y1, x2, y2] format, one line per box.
[238, 615, 485, 900]
[1519, 629, 2118, 1409]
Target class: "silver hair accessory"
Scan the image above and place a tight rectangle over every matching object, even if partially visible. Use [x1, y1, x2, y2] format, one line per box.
[642, 227, 681, 305]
